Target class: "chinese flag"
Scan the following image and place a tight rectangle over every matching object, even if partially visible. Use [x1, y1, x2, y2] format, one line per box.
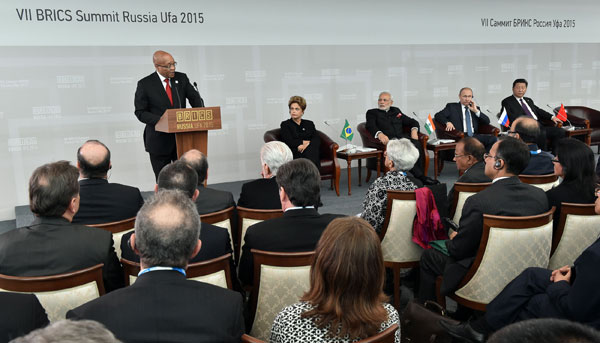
[557, 104, 568, 122]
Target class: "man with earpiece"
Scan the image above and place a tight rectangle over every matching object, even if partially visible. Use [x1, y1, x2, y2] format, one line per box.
[417, 137, 550, 303]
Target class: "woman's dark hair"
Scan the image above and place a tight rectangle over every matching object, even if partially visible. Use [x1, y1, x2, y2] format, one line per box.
[301, 217, 388, 339]
[555, 138, 596, 198]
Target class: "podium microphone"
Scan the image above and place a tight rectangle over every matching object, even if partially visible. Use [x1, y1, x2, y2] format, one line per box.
[193, 82, 205, 107]
[173, 80, 182, 108]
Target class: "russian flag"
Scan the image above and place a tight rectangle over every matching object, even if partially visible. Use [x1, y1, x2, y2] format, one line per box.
[498, 107, 510, 128]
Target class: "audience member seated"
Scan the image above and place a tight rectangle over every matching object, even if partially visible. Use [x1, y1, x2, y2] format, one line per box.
[121, 161, 233, 268]
[501, 78, 566, 152]
[439, 196, 600, 342]
[510, 117, 555, 175]
[434, 87, 496, 151]
[280, 95, 321, 169]
[447, 137, 491, 209]
[68, 190, 245, 342]
[360, 138, 422, 233]
[0, 293, 49, 343]
[11, 319, 121, 343]
[486, 318, 600, 343]
[72, 140, 144, 224]
[546, 138, 597, 228]
[0, 161, 123, 292]
[270, 217, 400, 343]
[365, 91, 436, 185]
[238, 159, 343, 286]
[237, 141, 292, 209]
[418, 137, 549, 302]
[180, 149, 235, 215]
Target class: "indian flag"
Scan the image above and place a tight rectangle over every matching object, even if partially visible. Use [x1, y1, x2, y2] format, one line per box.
[424, 114, 436, 135]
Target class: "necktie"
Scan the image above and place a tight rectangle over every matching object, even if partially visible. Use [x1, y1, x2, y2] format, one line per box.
[519, 99, 534, 118]
[164, 79, 173, 106]
[464, 106, 473, 136]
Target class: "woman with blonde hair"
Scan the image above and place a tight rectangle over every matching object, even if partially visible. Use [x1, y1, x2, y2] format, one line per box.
[270, 217, 400, 342]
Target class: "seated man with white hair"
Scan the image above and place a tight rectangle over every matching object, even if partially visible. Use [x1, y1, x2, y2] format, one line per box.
[361, 138, 423, 233]
[237, 141, 293, 209]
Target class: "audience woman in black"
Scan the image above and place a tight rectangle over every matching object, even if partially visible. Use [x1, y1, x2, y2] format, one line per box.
[546, 138, 597, 227]
[361, 138, 421, 233]
[270, 217, 400, 342]
[280, 95, 321, 169]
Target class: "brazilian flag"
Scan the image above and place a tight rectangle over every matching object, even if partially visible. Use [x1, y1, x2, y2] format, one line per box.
[340, 119, 354, 141]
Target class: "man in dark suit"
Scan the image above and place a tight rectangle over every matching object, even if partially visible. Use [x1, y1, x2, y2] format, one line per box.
[510, 117, 555, 175]
[447, 137, 491, 208]
[180, 149, 235, 214]
[72, 140, 144, 224]
[237, 141, 292, 209]
[68, 190, 244, 342]
[366, 91, 436, 185]
[238, 159, 344, 286]
[441, 234, 600, 342]
[500, 78, 565, 152]
[0, 161, 123, 292]
[418, 137, 549, 302]
[435, 87, 497, 151]
[0, 293, 48, 343]
[120, 161, 233, 271]
[134, 50, 203, 180]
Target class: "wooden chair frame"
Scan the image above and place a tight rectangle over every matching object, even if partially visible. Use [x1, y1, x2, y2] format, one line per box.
[357, 323, 399, 343]
[249, 249, 315, 331]
[449, 182, 492, 221]
[88, 216, 136, 234]
[518, 174, 558, 185]
[379, 190, 418, 310]
[121, 253, 233, 289]
[200, 206, 236, 251]
[241, 334, 266, 343]
[236, 207, 284, 261]
[438, 209, 554, 311]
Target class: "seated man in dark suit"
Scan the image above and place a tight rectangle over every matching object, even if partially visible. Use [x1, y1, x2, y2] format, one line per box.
[121, 161, 233, 271]
[237, 141, 293, 209]
[434, 87, 497, 151]
[366, 91, 437, 185]
[238, 158, 344, 286]
[180, 149, 235, 214]
[72, 140, 144, 224]
[447, 137, 491, 208]
[418, 137, 549, 302]
[501, 78, 566, 152]
[0, 292, 48, 342]
[0, 161, 123, 292]
[510, 117, 555, 175]
[68, 190, 244, 342]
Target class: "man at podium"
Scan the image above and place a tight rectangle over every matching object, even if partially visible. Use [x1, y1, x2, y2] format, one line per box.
[134, 50, 203, 180]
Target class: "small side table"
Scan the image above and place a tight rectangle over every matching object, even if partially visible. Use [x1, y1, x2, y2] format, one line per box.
[564, 127, 592, 146]
[426, 142, 457, 180]
[336, 150, 383, 196]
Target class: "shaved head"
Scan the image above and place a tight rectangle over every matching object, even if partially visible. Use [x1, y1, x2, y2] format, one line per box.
[153, 50, 176, 78]
[77, 140, 111, 178]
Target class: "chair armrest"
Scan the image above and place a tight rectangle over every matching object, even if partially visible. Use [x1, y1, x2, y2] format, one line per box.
[436, 128, 464, 140]
[566, 114, 590, 128]
[479, 124, 500, 136]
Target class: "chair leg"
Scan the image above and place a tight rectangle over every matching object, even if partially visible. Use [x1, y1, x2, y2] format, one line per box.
[435, 276, 446, 309]
[334, 165, 340, 196]
[366, 169, 372, 183]
[392, 264, 401, 310]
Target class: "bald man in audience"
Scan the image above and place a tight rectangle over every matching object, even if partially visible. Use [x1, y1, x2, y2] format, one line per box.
[0, 161, 123, 292]
[509, 117, 555, 175]
[68, 190, 245, 342]
[447, 137, 491, 209]
[180, 149, 235, 215]
[72, 140, 144, 224]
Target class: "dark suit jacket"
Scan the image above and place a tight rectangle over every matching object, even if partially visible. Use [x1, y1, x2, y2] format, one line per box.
[546, 180, 596, 230]
[434, 102, 490, 134]
[521, 144, 555, 175]
[67, 270, 244, 343]
[446, 177, 549, 267]
[501, 95, 553, 124]
[447, 161, 491, 210]
[0, 293, 49, 343]
[134, 71, 202, 155]
[195, 185, 235, 215]
[365, 107, 419, 139]
[238, 208, 343, 286]
[237, 177, 281, 210]
[0, 217, 123, 292]
[72, 178, 144, 225]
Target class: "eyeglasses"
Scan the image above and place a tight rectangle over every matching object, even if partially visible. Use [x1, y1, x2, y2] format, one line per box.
[156, 62, 177, 69]
[483, 153, 496, 160]
[551, 158, 560, 164]
[454, 153, 469, 158]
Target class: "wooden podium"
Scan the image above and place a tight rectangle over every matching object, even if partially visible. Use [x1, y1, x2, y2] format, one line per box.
[155, 106, 222, 158]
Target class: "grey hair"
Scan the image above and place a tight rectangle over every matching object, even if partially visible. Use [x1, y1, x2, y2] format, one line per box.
[261, 141, 293, 175]
[11, 319, 122, 343]
[378, 91, 393, 100]
[134, 189, 200, 269]
[386, 139, 419, 171]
